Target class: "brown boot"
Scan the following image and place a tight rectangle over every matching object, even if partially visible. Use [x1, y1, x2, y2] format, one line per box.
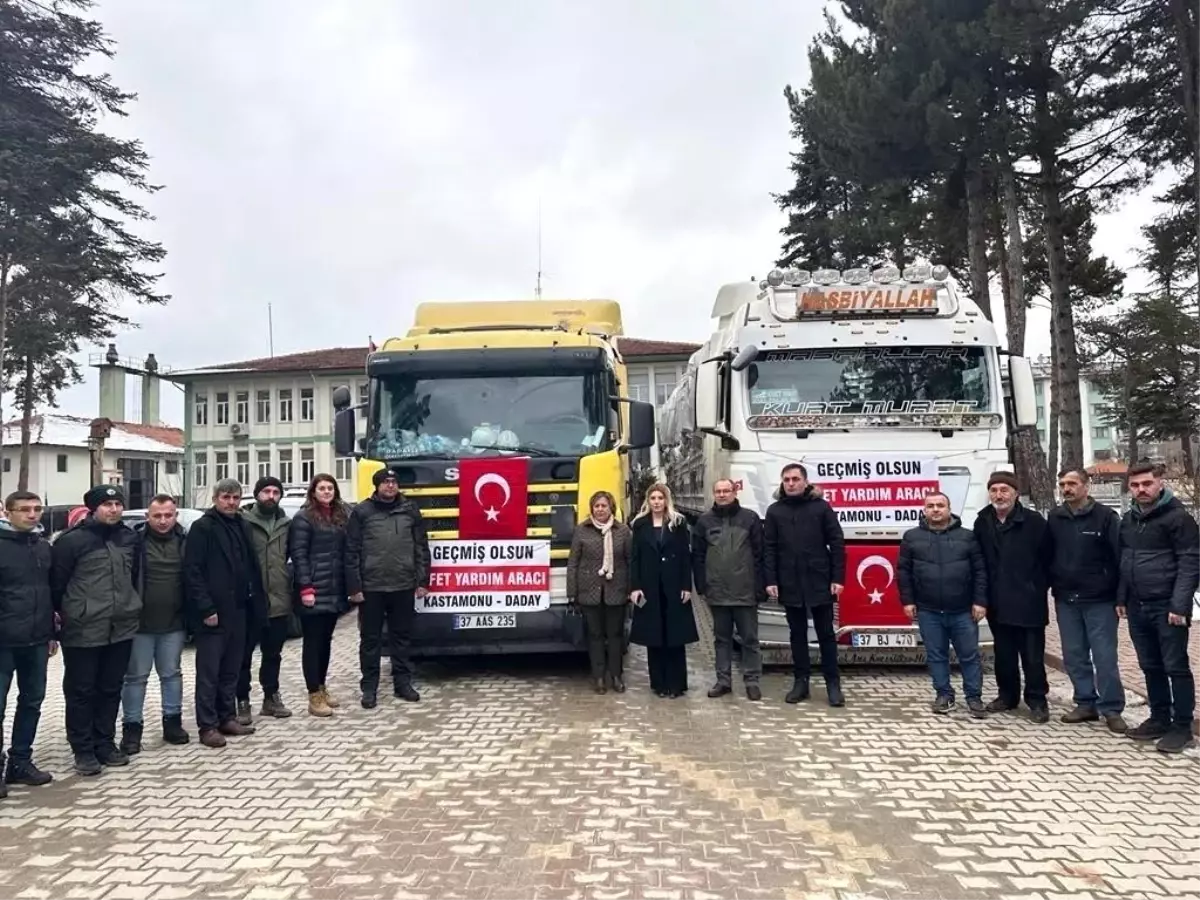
[218, 719, 255, 736]
[320, 686, 339, 709]
[308, 691, 333, 718]
[199, 728, 227, 748]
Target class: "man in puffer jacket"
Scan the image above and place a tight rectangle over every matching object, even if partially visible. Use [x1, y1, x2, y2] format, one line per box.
[50, 485, 142, 776]
[899, 492, 988, 718]
[692, 478, 766, 701]
[1118, 462, 1200, 754]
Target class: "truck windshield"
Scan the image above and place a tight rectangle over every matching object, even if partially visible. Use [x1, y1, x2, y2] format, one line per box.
[746, 346, 993, 418]
[368, 371, 611, 460]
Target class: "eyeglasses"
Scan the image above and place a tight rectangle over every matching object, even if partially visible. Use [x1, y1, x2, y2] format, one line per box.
[10, 506, 43, 515]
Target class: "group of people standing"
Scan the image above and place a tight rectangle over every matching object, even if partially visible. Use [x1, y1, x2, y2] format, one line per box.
[0, 465, 432, 793]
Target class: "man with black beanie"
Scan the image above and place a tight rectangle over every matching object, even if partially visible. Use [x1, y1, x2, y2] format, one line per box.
[345, 467, 430, 708]
[974, 471, 1054, 723]
[50, 485, 142, 775]
[184, 478, 266, 748]
[237, 475, 294, 723]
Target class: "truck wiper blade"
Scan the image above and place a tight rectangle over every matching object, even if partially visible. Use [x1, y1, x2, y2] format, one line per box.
[469, 444, 558, 458]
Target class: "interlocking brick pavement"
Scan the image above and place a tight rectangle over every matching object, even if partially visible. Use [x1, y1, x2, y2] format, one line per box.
[0, 611, 1197, 900]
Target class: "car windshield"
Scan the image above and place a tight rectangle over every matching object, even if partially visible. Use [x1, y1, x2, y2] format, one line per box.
[368, 371, 611, 460]
[746, 346, 993, 419]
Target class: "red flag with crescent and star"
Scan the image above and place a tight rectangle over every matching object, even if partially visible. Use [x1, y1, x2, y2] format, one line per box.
[457, 457, 530, 540]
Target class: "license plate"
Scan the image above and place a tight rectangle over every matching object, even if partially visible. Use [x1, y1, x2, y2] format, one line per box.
[851, 632, 918, 648]
[453, 613, 518, 630]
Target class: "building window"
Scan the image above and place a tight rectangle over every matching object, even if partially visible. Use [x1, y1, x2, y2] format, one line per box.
[194, 393, 209, 427]
[627, 372, 650, 402]
[57, 454, 68, 473]
[1, 458, 9, 473]
[165, 459, 179, 475]
[299, 387, 314, 422]
[335, 456, 354, 481]
[236, 450, 250, 486]
[655, 379, 677, 406]
[257, 449, 272, 479]
[194, 452, 208, 486]
[235, 391, 250, 425]
[278, 449, 293, 484]
[1091, 426, 1109, 439]
[215, 451, 229, 481]
[300, 446, 315, 483]
[215, 392, 229, 425]
[278, 388, 293, 423]
[256, 389, 271, 424]
[358, 382, 369, 406]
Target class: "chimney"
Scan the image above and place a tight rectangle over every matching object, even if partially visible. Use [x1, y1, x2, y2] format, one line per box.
[141, 352, 161, 425]
[98, 343, 126, 422]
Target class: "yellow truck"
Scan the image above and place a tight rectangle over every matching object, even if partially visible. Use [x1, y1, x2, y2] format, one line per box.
[332, 299, 656, 656]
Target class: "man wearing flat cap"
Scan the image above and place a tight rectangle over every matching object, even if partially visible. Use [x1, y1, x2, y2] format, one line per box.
[345, 467, 430, 708]
[50, 485, 142, 775]
[974, 471, 1054, 723]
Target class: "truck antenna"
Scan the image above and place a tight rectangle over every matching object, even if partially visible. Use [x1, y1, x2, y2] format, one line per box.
[535, 198, 543, 299]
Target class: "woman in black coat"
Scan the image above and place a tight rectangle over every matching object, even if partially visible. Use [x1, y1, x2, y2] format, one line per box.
[629, 483, 698, 697]
[289, 473, 351, 718]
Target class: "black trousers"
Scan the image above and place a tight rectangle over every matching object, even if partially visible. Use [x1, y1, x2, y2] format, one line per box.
[195, 608, 247, 731]
[991, 622, 1048, 707]
[301, 613, 339, 693]
[237, 614, 289, 701]
[582, 605, 625, 682]
[1127, 600, 1195, 728]
[646, 645, 688, 695]
[62, 641, 133, 756]
[786, 604, 840, 683]
[359, 590, 416, 692]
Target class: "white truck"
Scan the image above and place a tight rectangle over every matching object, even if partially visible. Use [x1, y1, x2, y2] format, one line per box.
[660, 264, 1039, 663]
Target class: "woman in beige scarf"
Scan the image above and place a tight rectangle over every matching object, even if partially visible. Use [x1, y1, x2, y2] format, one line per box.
[566, 491, 633, 693]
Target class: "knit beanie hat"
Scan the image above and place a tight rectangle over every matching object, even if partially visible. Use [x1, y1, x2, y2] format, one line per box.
[373, 468, 400, 487]
[84, 484, 126, 512]
[987, 471, 1020, 491]
[254, 476, 284, 497]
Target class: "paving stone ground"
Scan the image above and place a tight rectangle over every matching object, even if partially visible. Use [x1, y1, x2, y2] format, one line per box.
[1, 609, 1197, 900]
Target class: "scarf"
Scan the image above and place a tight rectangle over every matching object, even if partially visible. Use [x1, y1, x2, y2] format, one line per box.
[592, 516, 615, 580]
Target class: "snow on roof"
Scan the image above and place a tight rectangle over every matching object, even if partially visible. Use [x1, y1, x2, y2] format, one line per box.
[1, 414, 184, 455]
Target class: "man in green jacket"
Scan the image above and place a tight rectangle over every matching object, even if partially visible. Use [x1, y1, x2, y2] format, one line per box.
[237, 477, 294, 722]
[50, 485, 142, 776]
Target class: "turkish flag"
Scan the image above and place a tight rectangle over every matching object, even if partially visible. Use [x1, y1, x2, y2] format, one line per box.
[838, 544, 910, 629]
[458, 457, 530, 539]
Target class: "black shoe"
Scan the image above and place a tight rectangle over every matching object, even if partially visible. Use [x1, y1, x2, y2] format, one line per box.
[746, 684, 763, 701]
[931, 695, 955, 715]
[361, 691, 378, 710]
[236, 699, 253, 726]
[73, 753, 102, 777]
[0, 778, 6, 800]
[967, 699, 988, 719]
[394, 682, 421, 702]
[120, 722, 143, 756]
[611, 675, 626, 693]
[1060, 704, 1100, 724]
[5, 758, 53, 787]
[593, 679, 607, 695]
[985, 698, 1018, 713]
[1127, 718, 1170, 742]
[827, 682, 845, 708]
[785, 678, 810, 704]
[707, 683, 732, 698]
[162, 715, 190, 745]
[1156, 728, 1196, 754]
[96, 743, 130, 767]
[654, 690, 668, 698]
[1029, 705, 1050, 724]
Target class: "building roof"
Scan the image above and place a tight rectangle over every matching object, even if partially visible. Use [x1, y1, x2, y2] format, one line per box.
[169, 337, 702, 377]
[1, 414, 184, 455]
[1087, 460, 1128, 476]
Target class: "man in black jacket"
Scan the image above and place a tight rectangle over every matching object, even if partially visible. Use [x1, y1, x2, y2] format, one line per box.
[0, 491, 56, 796]
[1118, 462, 1200, 753]
[184, 479, 266, 749]
[764, 463, 846, 707]
[1047, 467, 1126, 734]
[345, 468, 431, 708]
[899, 492, 988, 717]
[51, 485, 143, 775]
[974, 471, 1054, 723]
[692, 479, 766, 701]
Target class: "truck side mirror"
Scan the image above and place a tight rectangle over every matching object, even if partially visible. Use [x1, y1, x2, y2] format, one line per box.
[695, 358, 721, 431]
[1008, 356, 1037, 428]
[627, 400, 656, 450]
[334, 408, 358, 457]
[331, 384, 352, 411]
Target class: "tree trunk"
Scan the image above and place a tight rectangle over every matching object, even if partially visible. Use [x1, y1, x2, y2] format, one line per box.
[999, 157, 1028, 355]
[1171, 0, 1200, 296]
[0, 253, 10, 495]
[1048, 325, 1061, 484]
[963, 153, 993, 321]
[18, 355, 34, 491]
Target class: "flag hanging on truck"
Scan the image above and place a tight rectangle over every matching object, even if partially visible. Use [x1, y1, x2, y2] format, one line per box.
[457, 457, 530, 540]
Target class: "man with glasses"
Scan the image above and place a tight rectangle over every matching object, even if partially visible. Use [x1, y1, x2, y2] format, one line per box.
[0, 492, 56, 796]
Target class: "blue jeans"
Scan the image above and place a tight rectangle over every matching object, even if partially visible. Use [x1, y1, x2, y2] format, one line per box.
[1127, 600, 1194, 729]
[0, 644, 49, 761]
[1055, 600, 1124, 715]
[917, 609, 983, 702]
[121, 631, 186, 724]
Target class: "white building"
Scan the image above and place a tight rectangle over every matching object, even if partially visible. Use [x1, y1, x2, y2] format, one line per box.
[169, 339, 699, 507]
[0, 414, 184, 509]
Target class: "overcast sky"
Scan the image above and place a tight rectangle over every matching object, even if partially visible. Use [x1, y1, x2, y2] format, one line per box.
[40, 0, 1158, 425]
